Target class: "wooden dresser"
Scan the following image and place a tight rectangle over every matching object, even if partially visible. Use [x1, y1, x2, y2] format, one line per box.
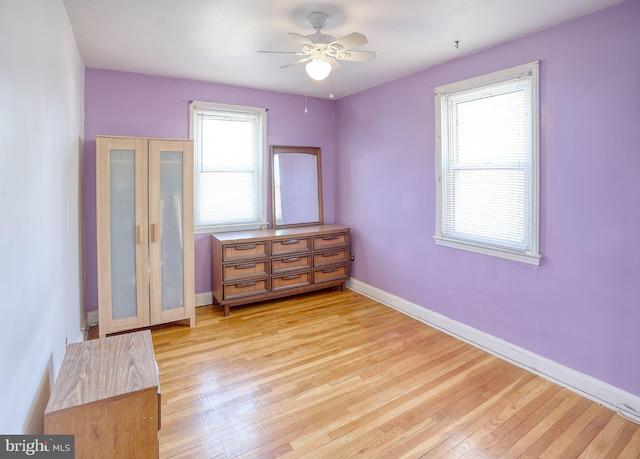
[211, 224, 350, 315]
[44, 331, 160, 459]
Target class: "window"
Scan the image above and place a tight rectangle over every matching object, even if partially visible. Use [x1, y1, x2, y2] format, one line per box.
[189, 101, 267, 233]
[434, 62, 540, 265]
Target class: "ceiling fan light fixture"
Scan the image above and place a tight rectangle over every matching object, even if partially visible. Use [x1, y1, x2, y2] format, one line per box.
[305, 58, 331, 81]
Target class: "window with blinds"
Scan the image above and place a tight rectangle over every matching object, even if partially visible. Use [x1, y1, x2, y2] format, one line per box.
[434, 62, 541, 265]
[190, 102, 267, 233]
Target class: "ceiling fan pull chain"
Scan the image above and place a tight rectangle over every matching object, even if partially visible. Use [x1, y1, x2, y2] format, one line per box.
[304, 71, 309, 113]
[329, 73, 335, 99]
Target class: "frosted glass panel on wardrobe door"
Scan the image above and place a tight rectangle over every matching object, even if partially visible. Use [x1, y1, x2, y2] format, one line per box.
[109, 150, 137, 320]
[160, 151, 184, 311]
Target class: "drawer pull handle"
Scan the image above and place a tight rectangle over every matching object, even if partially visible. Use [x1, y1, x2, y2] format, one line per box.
[235, 263, 257, 269]
[282, 239, 300, 245]
[282, 257, 301, 263]
[283, 274, 301, 280]
[322, 267, 339, 273]
[236, 281, 257, 287]
[321, 235, 340, 241]
[322, 251, 339, 257]
[236, 244, 257, 250]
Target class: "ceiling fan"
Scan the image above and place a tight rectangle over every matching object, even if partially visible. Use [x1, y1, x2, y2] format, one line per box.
[259, 12, 376, 81]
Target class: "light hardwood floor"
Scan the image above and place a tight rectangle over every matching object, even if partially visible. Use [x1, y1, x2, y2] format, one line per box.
[147, 289, 640, 458]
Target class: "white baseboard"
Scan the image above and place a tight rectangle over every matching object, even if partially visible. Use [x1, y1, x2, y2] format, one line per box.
[87, 310, 98, 326]
[347, 278, 640, 422]
[195, 292, 213, 307]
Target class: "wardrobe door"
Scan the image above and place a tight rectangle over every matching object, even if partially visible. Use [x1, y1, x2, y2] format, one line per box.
[148, 139, 195, 326]
[96, 136, 150, 337]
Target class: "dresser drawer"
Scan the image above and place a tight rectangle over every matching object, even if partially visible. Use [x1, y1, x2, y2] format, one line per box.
[223, 260, 268, 282]
[223, 241, 268, 262]
[272, 255, 311, 275]
[314, 248, 349, 267]
[313, 232, 349, 250]
[223, 279, 269, 301]
[272, 237, 311, 256]
[314, 264, 349, 284]
[272, 271, 311, 292]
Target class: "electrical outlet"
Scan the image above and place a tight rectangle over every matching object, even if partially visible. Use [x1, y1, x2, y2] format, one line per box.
[350, 251, 355, 261]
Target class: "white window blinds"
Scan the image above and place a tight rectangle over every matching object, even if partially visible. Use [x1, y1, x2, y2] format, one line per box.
[190, 102, 267, 232]
[435, 62, 540, 265]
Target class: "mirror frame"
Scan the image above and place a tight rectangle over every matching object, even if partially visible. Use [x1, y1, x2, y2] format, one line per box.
[270, 145, 323, 228]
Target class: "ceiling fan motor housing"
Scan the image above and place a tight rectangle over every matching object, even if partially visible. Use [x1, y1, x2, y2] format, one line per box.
[307, 12, 330, 30]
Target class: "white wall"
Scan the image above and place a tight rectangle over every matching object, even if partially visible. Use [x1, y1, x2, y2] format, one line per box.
[0, 0, 84, 433]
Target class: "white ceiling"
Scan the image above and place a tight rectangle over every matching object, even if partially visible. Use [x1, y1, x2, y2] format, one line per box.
[63, 0, 623, 99]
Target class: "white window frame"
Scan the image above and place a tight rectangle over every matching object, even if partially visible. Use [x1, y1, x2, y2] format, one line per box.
[434, 61, 541, 265]
[189, 101, 268, 234]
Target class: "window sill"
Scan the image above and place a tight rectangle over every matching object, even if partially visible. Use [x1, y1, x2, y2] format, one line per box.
[434, 236, 541, 266]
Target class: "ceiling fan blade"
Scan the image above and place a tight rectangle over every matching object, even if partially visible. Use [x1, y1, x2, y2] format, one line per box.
[330, 32, 368, 50]
[258, 50, 306, 56]
[281, 56, 311, 68]
[336, 50, 376, 62]
[288, 33, 314, 46]
[328, 57, 342, 71]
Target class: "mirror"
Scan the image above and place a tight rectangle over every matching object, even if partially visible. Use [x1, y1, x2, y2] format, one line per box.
[271, 145, 323, 228]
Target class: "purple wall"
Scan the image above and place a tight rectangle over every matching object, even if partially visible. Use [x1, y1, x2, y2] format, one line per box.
[83, 70, 336, 311]
[335, 0, 640, 396]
